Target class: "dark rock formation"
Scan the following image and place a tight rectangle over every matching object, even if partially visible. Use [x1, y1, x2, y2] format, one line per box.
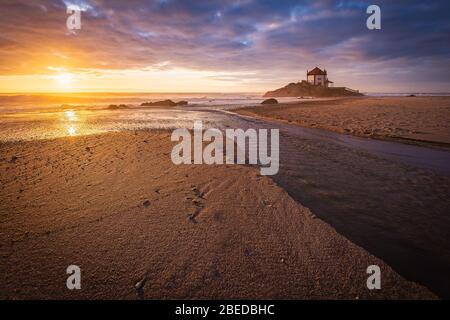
[141, 99, 177, 107]
[261, 98, 278, 104]
[107, 104, 129, 110]
[264, 81, 363, 98]
[140, 99, 188, 107]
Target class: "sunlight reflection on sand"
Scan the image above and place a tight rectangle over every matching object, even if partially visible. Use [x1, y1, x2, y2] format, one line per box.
[64, 110, 78, 136]
[0, 106, 225, 142]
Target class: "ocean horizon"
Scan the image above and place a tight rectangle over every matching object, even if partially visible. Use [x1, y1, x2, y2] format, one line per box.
[1, 91, 450, 110]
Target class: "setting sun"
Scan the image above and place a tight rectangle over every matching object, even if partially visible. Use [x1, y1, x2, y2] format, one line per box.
[53, 73, 74, 89]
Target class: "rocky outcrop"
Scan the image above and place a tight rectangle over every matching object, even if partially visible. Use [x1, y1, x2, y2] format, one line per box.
[261, 98, 278, 104]
[107, 104, 129, 110]
[264, 81, 363, 98]
[141, 99, 189, 107]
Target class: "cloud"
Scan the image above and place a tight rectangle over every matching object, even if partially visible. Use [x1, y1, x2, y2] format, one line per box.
[0, 0, 449, 91]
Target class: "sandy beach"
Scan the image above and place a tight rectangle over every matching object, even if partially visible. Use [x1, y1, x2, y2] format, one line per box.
[0, 130, 436, 299]
[236, 97, 450, 148]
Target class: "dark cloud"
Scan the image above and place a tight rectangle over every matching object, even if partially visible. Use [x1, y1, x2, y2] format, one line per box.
[0, 0, 449, 91]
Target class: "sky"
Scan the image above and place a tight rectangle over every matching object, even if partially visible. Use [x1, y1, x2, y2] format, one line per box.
[0, 0, 449, 93]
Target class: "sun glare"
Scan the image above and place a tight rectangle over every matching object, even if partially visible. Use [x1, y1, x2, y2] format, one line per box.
[67, 125, 77, 136]
[65, 110, 77, 121]
[54, 73, 74, 89]
[64, 110, 78, 136]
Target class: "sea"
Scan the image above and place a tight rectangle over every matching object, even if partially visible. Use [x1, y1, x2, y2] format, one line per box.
[0, 92, 448, 142]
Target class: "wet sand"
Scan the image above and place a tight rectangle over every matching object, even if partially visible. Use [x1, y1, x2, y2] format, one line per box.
[222, 110, 450, 298]
[0, 130, 435, 299]
[236, 97, 450, 148]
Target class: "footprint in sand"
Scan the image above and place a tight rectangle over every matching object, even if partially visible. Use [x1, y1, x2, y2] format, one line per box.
[135, 276, 148, 298]
[187, 186, 206, 223]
